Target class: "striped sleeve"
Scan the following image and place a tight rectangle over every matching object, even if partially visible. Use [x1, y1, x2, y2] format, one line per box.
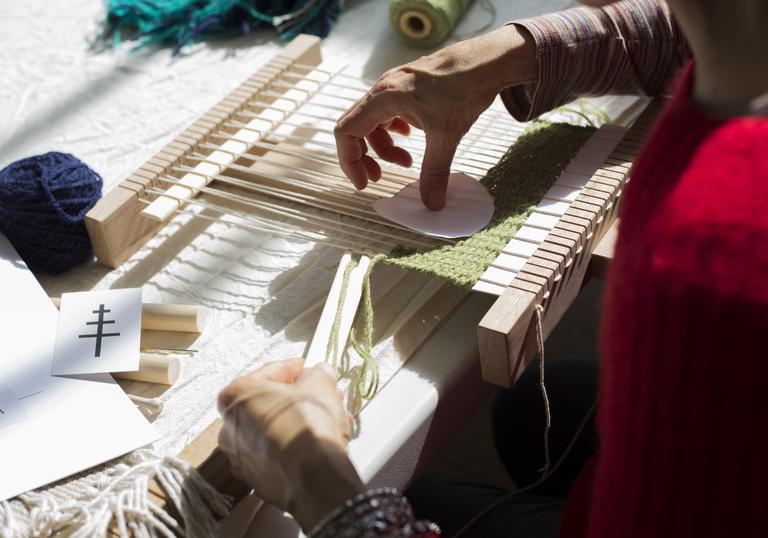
[500, 0, 691, 121]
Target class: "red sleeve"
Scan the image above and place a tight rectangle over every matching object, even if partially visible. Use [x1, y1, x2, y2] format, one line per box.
[501, 0, 690, 121]
[589, 110, 768, 536]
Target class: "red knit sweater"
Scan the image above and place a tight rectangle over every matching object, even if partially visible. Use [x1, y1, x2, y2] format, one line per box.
[561, 63, 768, 537]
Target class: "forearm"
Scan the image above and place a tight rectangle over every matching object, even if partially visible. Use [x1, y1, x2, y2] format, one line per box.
[502, 0, 691, 120]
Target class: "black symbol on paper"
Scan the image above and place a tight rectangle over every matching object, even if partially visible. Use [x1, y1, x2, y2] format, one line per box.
[78, 304, 121, 357]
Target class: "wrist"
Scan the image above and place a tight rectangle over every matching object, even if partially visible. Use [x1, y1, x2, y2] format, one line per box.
[287, 436, 364, 531]
[482, 24, 538, 93]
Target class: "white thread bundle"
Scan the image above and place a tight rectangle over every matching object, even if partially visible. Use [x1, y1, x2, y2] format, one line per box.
[0, 450, 230, 538]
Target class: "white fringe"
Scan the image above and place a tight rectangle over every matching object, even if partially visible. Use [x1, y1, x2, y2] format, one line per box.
[0, 449, 231, 538]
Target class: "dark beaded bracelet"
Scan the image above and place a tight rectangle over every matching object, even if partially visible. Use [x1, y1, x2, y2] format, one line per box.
[308, 487, 440, 537]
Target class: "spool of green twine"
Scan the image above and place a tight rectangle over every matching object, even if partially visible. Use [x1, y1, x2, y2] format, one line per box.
[389, 0, 474, 48]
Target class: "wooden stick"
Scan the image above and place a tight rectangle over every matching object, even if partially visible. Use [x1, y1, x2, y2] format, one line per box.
[305, 253, 371, 367]
[51, 298, 208, 333]
[113, 353, 181, 385]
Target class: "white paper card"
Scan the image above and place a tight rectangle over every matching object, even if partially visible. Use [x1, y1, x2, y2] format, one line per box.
[0, 234, 157, 502]
[372, 172, 494, 239]
[52, 288, 142, 375]
[0, 382, 27, 429]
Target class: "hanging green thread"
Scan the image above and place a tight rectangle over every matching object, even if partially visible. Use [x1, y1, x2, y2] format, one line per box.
[326, 257, 357, 369]
[348, 254, 386, 400]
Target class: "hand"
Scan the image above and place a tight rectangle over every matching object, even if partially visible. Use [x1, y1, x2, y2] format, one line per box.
[334, 24, 537, 210]
[218, 359, 364, 531]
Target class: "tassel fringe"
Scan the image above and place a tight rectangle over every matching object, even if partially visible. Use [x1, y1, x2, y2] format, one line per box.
[0, 449, 230, 538]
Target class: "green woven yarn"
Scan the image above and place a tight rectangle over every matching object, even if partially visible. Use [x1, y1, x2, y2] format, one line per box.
[385, 122, 596, 287]
[334, 122, 594, 399]
[389, 0, 473, 48]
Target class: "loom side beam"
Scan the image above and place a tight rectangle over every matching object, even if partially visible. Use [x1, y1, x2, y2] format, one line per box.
[85, 35, 323, 268]
[477, 100, 661, 387]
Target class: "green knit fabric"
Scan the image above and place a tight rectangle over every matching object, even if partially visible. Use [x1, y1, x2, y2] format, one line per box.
[384, 121, 595, 287]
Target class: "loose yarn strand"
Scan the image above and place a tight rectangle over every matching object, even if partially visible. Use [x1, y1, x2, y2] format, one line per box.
[349, 254, 385, 400]
[326, 258, 358, 369]
[453, 399, 597, 538]
[535, 304, 552, 476]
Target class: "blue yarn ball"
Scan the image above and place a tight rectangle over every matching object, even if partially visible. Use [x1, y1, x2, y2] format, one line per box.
[0, 152, 103, 274]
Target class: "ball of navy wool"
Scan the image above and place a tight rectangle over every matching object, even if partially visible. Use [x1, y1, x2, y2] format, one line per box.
[0, 152, 102, 273]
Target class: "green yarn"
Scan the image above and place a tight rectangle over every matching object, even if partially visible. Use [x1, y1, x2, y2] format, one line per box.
[349, 254, 385, 400]
[325, 254, 383, 400]
[385, 122, 596, 287]
[389, 0, 473, 48]
[327, 257, 357, 369]
[331, 122, 595, 399]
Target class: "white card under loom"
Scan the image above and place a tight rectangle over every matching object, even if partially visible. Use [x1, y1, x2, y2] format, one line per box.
[0, 382, 28, 430]
[372, 172, 494, 239]
[52, 288, 142, 375]
[0, 233, 157, 502]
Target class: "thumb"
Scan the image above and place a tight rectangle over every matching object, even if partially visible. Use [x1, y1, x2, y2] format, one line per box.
[419, 134, 457, 211]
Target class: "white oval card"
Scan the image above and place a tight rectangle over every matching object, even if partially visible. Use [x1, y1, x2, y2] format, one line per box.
[372, 173, 494, 239]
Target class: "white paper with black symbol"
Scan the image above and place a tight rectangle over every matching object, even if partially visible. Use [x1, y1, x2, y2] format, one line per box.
[51, 288, 142, 375]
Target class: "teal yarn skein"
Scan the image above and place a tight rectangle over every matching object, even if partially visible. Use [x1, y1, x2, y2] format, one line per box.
[103, 0, 345, 55]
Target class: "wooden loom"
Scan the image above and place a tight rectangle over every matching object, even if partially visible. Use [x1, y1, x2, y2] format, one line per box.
[83, 34, 657, 528]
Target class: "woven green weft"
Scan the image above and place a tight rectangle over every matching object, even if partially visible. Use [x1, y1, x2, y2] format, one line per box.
[385, 122, 595, 287]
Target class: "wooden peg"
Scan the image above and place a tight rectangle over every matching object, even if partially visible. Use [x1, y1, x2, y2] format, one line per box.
[139, 303, 208, 333]
[51, 298, 208, 333]
[112, 353, 181, 385]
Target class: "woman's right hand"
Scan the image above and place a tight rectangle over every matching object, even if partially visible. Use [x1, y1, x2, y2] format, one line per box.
[334, 24, 537, 210]
[218, 359, 364, 531]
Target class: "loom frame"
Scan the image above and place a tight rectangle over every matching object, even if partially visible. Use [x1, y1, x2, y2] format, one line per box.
[477, 102, 659, 386]
[82, 34, 660, 533]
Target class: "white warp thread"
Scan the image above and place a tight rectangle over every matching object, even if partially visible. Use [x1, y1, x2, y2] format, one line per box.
[0, 450, 230, 538]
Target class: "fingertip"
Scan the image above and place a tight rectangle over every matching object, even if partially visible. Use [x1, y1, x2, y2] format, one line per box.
[391, 147, 413, 168]
[342, 161, 369, 190]
[316, 362, 338, 381]
[422, 188, 446, 211]
[352, 175, 368, 190]
[363, 155, 382, 182]
[217, 384, 236, 414]
[388, 117, 411, 136]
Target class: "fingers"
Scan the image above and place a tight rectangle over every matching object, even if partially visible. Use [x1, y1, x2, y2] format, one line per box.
[419, 134, 458, 210]
[217, 358, 304, 413]
[297, 364, 347, 418]
[254, 358, 306, 383]
[386, 117, 411, 136]
[366, 127, 412, 168]
[297, 363, 338, 391]
[335, 92, 398, 190]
